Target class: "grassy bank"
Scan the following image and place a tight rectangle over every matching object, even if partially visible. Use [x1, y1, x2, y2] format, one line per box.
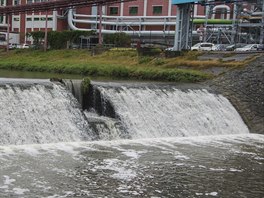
[0, 49, 238, 82]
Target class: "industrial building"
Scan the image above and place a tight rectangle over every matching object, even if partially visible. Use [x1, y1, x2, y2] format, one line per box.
[0, 0, 263, 47]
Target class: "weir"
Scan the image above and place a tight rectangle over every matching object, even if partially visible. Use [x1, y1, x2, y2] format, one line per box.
[90, 82, 249, 139]
[0, 78, 95, 145]
[0, 79, 262, 198]
[0, 78, 249, 145]
[63, 79, 83, 106]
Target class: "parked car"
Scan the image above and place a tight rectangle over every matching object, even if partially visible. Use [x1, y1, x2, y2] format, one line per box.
[225, 43, 246, 51]
[212, 44, 227, 51]
[8, 43, 18, 49]
[234, 44, 259, 52]
[191, 43, 214, 51]
[21, 44, 30, 49]
[257, 44, 264, 51]
[165, 47, 175, 51]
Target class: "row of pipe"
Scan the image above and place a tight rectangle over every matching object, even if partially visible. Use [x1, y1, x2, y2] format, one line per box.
[67, 4, 232, 36]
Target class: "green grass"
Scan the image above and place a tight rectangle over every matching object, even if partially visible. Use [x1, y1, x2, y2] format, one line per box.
[0, 49, 212, 82]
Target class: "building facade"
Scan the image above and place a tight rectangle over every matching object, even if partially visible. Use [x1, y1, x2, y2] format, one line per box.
[69, 0, 206, 45]
[7, 0, 263, 46]
[1, 0, 210, 44]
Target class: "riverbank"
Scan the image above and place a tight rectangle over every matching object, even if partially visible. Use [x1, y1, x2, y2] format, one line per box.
[0, 49, 251, 83]
[210, 55, 264, 134]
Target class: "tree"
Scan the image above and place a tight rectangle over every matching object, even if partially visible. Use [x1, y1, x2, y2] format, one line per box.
[27, 30, 96, 49]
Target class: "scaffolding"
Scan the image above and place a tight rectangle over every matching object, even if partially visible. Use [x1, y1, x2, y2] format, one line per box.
[202, 0, 264, 44]
[173, 3, 194, 50]
[172, 0, 264, 50]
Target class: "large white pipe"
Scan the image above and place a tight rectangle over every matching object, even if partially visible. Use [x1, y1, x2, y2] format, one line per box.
[68, 9, 177, 36]
[212, 5, 231, 20]
[251, 12, 264, 16]
[67, 9, 203, 36]
[72, 18, 178, 26]
[67, 9, 246, 38]
[74, 13, 205, 20]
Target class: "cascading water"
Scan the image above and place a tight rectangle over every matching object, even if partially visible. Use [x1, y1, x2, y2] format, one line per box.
[63, 79, 83, 106]
[0, 78, 250, 144]
[93, 83, 249, 139]
[0, 78, 94, 145]
[1, 79, 263, 198]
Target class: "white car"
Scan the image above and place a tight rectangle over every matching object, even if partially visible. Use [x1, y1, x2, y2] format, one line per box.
[22, 44, 30, 49]
[8, 43, 17, 49]
[234, 44, 258, 52]
[191, 43, 215, 51]
[165, 47, 175, 51]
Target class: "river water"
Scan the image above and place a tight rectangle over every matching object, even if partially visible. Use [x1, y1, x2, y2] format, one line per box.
[0, 77, 263, 197]
[0, 134, 263, 197]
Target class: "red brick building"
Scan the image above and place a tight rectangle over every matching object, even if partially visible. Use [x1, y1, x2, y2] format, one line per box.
[1, 0, 221, 44]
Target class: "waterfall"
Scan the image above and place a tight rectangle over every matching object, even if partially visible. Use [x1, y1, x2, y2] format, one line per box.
[91, 83, 249, 139]
[0, 78, 250, 145]
[63, 79, 83, 106]
[0, 78, 95, 145]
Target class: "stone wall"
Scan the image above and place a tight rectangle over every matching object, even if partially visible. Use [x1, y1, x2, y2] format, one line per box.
[210, 55, 264, 134]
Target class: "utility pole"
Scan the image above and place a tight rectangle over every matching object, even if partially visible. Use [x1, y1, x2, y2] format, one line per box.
[44, 10, 48, 51]
[231, 1, 238, 44]
[98, 4, 103, 45]
[6, 14, 10, 52]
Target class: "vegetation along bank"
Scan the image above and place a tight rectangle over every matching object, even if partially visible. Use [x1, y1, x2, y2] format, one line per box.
[0, 48, 255, 83]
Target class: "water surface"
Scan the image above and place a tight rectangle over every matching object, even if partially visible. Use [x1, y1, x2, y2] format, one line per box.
[0, 134, 263, 197]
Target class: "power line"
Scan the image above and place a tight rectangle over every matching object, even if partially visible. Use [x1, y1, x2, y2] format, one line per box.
[0, 0, 134, 15]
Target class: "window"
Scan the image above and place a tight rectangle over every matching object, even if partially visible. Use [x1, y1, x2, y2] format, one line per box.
[26, 18, 32, 21]
[0, 33, 5, 41]
[153, 6, 162, 15]
[129, 7, 138, 15]
[34, 17, 40, 21]
[27, 0, 32, 4]
[14, 17, 20, 21]
[0, 0, 5, 6]
[110, 7, 118, 15]
[0, 16, 3, 24]
[201, 44, 213, 47]
[14, 0, 20, 5]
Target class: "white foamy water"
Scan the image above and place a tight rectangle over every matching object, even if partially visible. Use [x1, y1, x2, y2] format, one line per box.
[97, 86, 249, 139]
[0, 82, 93, 145]
[0, 134, 263, 198]
[84, 111, 125, 140]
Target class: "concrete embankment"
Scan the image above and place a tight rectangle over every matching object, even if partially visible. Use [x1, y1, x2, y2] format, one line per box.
[210, 55, 264, 134]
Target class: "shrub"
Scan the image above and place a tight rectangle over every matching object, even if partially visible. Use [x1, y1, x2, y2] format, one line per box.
[103, 33, 131, 47]
[81, 77, 91, 95]
[138, 47, 162, 57]
[138, 56, 153, 64]
[27, 30, 96, 49]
